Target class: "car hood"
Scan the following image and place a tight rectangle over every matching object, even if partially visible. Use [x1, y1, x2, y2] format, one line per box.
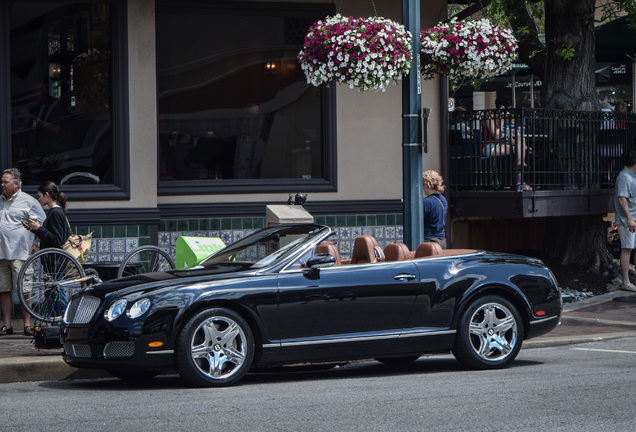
[84, 264, 260, 298]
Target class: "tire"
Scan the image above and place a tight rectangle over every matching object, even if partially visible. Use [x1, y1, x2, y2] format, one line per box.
[175, 308, 254, 387]
[452, 295, 524, 370]
[117, 246, 176, 278]
[17, 248, 86, 324]
[375, 355, 421, 366]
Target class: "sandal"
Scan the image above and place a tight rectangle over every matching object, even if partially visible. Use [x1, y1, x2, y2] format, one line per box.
[0, 326, 14, 336]
[24, 326, 33, 336]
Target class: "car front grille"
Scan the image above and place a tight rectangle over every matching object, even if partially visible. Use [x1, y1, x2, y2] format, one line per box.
[65, 296, 101, 324]
[104, 342, 135, 359]
[64, 344, 92, 358]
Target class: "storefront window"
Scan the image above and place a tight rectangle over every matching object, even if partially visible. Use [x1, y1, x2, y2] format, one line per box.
[9, 1, 116, 187]
[156, 1, 335, 192]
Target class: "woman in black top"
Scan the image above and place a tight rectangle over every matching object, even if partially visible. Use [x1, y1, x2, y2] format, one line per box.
[22, 181, 71, 329]
[24, 181, 70, 249]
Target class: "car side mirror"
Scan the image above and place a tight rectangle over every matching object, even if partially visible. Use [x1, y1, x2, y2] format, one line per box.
[304, 253, 335, 279]
[307, 253, 336, 269]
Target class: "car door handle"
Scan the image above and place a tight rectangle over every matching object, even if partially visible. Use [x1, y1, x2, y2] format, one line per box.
[394, 273, 416, 282]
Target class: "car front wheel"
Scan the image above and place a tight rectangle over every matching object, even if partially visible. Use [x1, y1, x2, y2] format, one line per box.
[175, 308, 254, 387]
[452, 295, 523, 369]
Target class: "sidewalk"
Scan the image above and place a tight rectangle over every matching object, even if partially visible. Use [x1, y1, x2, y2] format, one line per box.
[1, 291, 636, 384]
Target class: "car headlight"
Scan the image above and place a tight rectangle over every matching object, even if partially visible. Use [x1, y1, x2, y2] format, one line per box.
[104, 299, 127, 321]
[127, 298, 151, 319]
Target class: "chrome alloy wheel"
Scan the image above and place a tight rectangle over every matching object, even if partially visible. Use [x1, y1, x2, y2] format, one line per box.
[189, 315, 248, 380]
[468, 302, 518, 362]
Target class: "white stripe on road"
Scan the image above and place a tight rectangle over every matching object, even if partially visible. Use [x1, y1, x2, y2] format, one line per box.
[572, 347, 636, 355]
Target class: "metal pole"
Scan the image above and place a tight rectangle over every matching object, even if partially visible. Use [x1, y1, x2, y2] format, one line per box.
[402, 0, 423, 250]
[511, 70, 517, 108]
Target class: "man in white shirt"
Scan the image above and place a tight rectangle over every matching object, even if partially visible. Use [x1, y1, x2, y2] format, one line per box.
[0, 168, 46, 335]
[614, 152, 636, 292]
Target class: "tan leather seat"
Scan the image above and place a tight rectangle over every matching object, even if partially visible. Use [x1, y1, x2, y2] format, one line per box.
[315, 242, 341, 266]
[414, 241, 443, 258]
[351, 235, 384, 264]
[384, 243, 411, 261]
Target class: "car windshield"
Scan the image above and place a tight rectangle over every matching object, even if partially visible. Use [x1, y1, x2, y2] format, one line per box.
[199, 224, 326, 269]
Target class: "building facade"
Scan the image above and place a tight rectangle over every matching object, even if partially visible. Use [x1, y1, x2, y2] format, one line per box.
[0, 0, 448, 264]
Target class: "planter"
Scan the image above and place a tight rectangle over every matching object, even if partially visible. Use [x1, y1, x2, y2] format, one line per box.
[298, 14, 413, 92]
[420, 18, 518, 80]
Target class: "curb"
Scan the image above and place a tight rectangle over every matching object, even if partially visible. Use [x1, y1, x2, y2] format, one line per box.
[524, 330, 636, 348]
[0, 356, 109, 384]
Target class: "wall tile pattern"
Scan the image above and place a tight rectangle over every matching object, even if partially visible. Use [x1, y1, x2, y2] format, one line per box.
[78, 214, 404, 263]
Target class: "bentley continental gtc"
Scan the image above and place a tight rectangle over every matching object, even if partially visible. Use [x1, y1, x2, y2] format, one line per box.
[61, 224, 562, 387]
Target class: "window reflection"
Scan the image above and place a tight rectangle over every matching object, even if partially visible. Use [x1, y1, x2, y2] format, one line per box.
[156, 2, 328, 182]
[10, 2, 113, 186]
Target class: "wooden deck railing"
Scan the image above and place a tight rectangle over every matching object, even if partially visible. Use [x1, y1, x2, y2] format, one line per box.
[449, 108, 636, 192]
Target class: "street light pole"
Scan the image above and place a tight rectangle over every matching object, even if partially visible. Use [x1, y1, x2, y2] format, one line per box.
[402, 0, 424, 250]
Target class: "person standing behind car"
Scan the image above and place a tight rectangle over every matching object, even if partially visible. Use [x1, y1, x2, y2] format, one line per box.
[422, 170, 448, 249]
[23, 181, 70, 250]
[0, 168, 46, 336]
[614, 151, 636, 292]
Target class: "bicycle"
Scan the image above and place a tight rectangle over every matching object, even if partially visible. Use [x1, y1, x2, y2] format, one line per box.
[16, 248, 103, 325]
[116, 245, 176, 278]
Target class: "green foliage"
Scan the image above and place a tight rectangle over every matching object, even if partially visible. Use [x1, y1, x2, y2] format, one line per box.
[555, 44, 575, 61]
[484, 0, 545, 35]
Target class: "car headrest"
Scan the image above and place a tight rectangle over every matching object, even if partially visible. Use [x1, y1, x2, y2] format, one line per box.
[384, 243, 411, 261]
[414, 242, 443, 258]
[351, 235, 383, 264]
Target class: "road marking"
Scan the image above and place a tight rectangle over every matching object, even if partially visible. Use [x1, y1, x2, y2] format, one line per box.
[572, 347, 636, 355]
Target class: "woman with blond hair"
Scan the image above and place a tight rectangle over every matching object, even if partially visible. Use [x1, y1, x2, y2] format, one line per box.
[422, 170, 448, 249]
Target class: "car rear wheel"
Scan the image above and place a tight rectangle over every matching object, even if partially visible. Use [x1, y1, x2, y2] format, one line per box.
[452, 295, 523, 369]
[175, 308, 254, 387]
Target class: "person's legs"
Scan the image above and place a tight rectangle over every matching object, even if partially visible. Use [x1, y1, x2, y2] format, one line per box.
[618, 225, 636, 287]
[0, 292, 12, 328]
[621, 248, 633, 286]
[9, 260, 30, 328]
[0, 261, 13, 329]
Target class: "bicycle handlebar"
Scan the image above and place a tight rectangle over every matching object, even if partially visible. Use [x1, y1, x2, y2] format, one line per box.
[57, 274, 103, 287]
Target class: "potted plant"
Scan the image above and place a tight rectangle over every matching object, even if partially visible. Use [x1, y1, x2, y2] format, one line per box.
[420, 18, 518, 80]
[298, 14, 413, 92]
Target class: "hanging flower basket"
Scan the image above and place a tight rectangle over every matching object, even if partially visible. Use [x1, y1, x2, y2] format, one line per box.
[420, 18, 518, 80]
[298, 14, 413, 92]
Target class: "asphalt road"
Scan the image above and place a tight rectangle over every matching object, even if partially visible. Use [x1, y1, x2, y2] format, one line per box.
[2, 337, 636, 432]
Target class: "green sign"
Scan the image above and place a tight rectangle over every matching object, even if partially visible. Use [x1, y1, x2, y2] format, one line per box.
[175, 236, 225, 269]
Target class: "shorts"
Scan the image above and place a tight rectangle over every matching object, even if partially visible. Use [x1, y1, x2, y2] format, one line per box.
[0, 259, 25, 293]
[482, 142, 501, 157]
[618, 225, 636, 249]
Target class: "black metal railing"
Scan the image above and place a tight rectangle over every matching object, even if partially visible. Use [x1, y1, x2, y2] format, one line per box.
[449, 108, 636, 191]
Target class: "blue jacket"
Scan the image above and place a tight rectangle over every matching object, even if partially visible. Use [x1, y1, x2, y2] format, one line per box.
[423, 193, 447, 240]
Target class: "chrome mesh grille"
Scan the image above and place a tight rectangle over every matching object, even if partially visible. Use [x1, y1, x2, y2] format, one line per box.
[66, 296, 101, 324]
[104, 342, 135, 359]
[64, 344, 92, 358]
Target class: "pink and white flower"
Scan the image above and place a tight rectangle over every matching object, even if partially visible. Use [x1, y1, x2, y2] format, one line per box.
[420, 18, 518, 80]
[298, 14, 412, 92]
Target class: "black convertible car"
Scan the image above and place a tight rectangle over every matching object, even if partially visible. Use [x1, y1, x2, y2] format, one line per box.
[61, 224, 562, 387]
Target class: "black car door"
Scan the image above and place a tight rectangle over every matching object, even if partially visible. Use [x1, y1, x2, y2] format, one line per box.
[274, 261, 421, 353]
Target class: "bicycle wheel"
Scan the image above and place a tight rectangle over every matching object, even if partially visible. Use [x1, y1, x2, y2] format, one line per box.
[17, 248, 87, 324]
[117, 246, 176, 278]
